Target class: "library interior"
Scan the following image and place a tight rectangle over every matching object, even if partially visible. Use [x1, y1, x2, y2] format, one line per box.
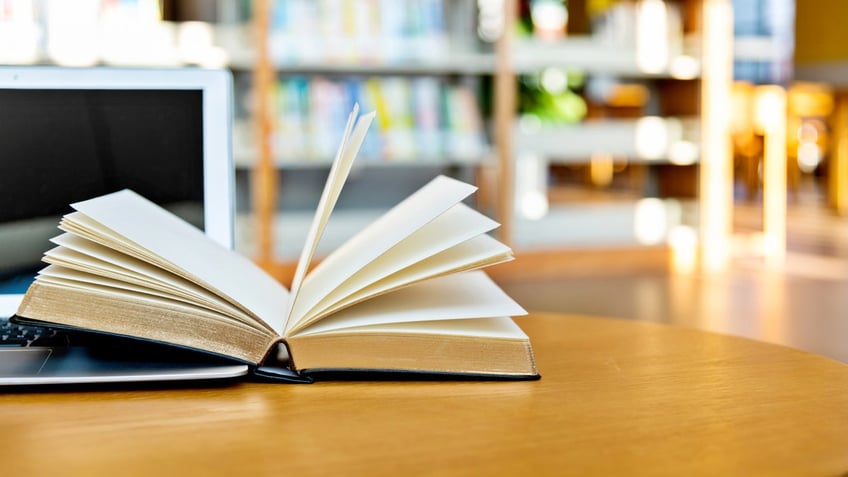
[2, 1, 847, 363]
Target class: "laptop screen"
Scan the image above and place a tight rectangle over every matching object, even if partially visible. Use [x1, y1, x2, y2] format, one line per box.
[0, 88, 204, 293]
[0, 67, 234, 311]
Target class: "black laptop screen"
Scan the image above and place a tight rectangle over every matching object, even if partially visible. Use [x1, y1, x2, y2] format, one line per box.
[0, 88, 204, 292]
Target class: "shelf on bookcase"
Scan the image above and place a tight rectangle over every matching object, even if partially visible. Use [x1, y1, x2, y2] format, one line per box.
[227, 54, 497, 76]
[513, 117, 701, 164]
[214, 23, 496, 75]
[511, 36, 701, 79]
[232, 152, 492, 170]
[512, 200, 698, 251]
[234, 200, 699, 262]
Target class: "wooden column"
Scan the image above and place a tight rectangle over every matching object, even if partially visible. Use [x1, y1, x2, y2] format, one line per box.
[493, 0, 516, 246]
[829, 93, 848, 215]
[252, 0, 277, 268]
[758, 86, 787, 267]
[698, 0, 734, 272]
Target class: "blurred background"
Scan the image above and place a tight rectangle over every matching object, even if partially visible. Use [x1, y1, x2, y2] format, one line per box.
[3, 0, 847, 362]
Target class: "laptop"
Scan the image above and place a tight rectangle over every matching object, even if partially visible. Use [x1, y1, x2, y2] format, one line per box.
[0, 66, 250, 385]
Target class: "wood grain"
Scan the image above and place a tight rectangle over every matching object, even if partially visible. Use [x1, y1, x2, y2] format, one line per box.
[252, 0, 276, 264]
[493, 0, 517, 246]
[1, 313, 847, 476]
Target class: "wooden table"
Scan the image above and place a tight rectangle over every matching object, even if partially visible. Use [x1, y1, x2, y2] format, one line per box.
[1, 313, 847, 476]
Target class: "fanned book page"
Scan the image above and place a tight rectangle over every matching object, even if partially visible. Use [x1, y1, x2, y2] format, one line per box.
[285, 107, 375, 330]
[287, 175, 481, 333]
[65, 190, 291, 334]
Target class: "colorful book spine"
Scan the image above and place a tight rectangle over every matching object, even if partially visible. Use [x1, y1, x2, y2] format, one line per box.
[267, 0, 449, 64]
[265, 75, 485, 163]
[412, 76, 443, 160]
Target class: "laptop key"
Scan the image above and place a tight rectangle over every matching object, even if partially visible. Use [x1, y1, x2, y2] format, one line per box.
[0, 319, 68, 347]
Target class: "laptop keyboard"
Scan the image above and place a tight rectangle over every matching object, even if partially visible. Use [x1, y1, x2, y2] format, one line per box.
[0, 317, 68, 347]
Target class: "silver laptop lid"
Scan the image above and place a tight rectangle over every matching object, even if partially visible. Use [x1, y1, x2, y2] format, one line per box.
[0, 66, 235, 317]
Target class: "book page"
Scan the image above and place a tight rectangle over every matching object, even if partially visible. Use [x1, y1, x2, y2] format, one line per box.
[43, 234, 269, 331]
[286, 175, 478, 332]
[304, 234, 514, 323]
[67, 190, 290, 333]
[50, 233, 233, 296]
[289, 271, 526, 337]
[36, 264, 263, 330]
[284, 107, 375, 329]
[296, 202, 500, 323]
[301, 316, 530, 340]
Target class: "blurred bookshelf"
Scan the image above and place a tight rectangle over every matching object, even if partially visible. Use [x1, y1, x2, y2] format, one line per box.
[493, 0, 705, 257]
[231, 74, 490, 168]
[9, 0, 841, 278]
[232, 0, 498, 268]
[0, 0, 497, 269]
[0, 0, 726, 278]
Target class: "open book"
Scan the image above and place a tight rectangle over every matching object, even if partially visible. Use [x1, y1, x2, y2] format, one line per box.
[14, 107, 538, 383]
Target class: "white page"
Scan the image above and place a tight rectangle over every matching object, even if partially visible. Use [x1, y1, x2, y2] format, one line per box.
[298, 202, 500, 323]
[69, 189, 290, 333]
[288, 175, 478, 330]
[43, 238, 266, 330]
[286, 106, 359, 302]
[306, 316, 530, 340]
[284, 108, 375, 328]
[304, 234, 514, 323]
[44, 244, 209, 302]
[51, 233, 238, 300]
[291, 271, 526, 337]
[37, 265, 262, 328]
[31, 275, 267, 331]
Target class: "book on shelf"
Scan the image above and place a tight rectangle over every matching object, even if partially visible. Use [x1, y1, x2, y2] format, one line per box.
[267, 0, 449, 64]
[266, 75, 486, 164]
[412, 76, 443, 160]
[13, 106, 539, 383]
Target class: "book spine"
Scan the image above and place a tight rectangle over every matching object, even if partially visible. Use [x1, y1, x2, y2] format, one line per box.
[252, 339, 314, 383]
[263, 0, 449, 64]
[261, 76, 485, 164]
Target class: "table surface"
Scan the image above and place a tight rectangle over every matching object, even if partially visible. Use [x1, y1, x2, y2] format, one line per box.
[2, 313, 847, 477]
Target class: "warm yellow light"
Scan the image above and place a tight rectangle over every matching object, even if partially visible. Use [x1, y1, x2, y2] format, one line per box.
[589, 153, 615, 187]
[699, 0, 734, 272]
[635, 116, 669, 159]
[830, 97, 848, 215]
[753, 85, 786, 134]
[730, 81, 754, 134]
[668, 141, 699, 165]
[796, 121, 823, 173]
[669, 225, 698, 274]
[634, 198, 668, 245]
[797, 142, 821, 173]
[757, 85, 787, 268]
[669, 55, 700, 79]
[605, 83, 650, 108]
[636, 0, 669, 74]
[788, 82, 834, 118]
